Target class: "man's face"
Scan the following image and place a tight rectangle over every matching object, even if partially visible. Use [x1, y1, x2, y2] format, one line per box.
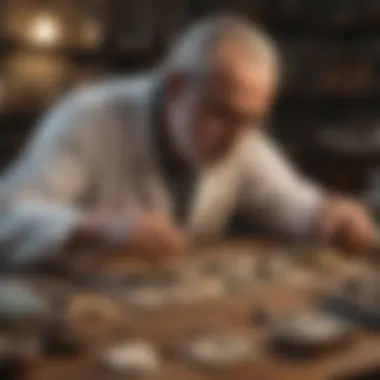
[165, 41, 277, 164]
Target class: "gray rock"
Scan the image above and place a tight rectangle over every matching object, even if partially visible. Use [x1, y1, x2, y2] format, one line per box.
[270, 311, 353, 348]
[101, 341, 160, 374]
[185, 333, 254, 369]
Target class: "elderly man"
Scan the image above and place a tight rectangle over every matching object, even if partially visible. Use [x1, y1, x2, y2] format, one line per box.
[0, 15, 375, 268]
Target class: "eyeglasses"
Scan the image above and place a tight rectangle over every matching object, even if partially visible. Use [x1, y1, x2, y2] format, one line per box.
[200, 95, 263, 128]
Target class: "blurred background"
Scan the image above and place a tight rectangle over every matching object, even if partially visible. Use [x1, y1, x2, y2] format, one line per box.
[0, 0, 380, 201]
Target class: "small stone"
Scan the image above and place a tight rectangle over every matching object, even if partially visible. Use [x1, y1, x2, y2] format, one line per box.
[127, 288, 167, 311]
[232, 255, 257, 277]
[287, 269, 312, 287]
[68, 295, 122, 335]
[255, 256, 292, 281]
[197, 278, 225, 299]
[185, 333, 253, 369]
[101, 341, 160, 374]
[270, 311, 352, 350]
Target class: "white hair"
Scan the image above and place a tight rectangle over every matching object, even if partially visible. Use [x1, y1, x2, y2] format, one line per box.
[161, 14, 280, 80]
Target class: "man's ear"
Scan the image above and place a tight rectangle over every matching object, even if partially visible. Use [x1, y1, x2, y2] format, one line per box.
[162, 72, 187, 104]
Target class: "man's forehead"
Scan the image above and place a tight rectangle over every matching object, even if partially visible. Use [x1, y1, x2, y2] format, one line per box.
[206, 38, 271, 83]
[214, 61, 273, 91]
[204, 49, 275, 113]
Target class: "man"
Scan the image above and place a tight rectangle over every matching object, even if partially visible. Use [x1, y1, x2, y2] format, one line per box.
[0, 15, 375, 268]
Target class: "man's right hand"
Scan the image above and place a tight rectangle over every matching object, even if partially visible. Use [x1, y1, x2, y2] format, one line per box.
[128, 213, 188, 262]
[71, 212, 188, 263]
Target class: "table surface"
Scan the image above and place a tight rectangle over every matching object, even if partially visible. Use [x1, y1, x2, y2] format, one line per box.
[10, 240, 380, 380]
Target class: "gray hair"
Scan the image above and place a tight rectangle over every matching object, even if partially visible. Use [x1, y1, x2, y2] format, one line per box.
[161, 14, 280, 80]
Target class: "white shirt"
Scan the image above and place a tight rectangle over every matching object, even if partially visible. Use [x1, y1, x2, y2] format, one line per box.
[0, 75, 323, 267]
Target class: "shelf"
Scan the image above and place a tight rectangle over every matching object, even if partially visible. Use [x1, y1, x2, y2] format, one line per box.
[266, 24, 380, 40]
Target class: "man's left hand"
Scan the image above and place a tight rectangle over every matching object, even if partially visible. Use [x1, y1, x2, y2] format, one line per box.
[316, 198, 376, 253]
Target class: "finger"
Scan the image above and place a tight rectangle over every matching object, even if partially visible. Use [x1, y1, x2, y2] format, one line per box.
[323, 203, 362, 242]
[164, 230, 188, 253]
[341, 213, 372, 252]
[355, 219, 374, 250]
[318, 207, 344, 243]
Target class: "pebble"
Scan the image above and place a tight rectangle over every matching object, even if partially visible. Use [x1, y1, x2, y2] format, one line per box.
[255, 256, 293, 282]
[195, 278, 226, 300]
[127, 288, 168, 311]
[101, 341, 160, 374]
[186, 333, 253, 368]
[68, 295, 121, 327]
[271, 311, 352, 346]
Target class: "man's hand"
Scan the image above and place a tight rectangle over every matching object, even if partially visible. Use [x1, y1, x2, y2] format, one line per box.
[128, 213, 188, 262]
[71, 212, 188, 263]
[315, 197, 375, 253]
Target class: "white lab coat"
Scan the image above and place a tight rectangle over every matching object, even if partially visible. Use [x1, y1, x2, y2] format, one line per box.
[0, 73, 323, 267]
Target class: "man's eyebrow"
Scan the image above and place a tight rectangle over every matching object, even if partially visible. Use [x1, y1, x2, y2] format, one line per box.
[203, 89, 259, 118]
[220, 102, 260, 123]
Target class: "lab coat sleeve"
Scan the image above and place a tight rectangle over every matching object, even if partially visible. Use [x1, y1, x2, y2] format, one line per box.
[239, 133, 325, 239]
[0, 97, 95, 268]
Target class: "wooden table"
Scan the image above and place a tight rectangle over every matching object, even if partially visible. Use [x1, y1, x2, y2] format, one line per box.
[11, 240, 380, 380]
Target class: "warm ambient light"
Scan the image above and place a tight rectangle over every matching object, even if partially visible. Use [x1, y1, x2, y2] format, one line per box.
[28, 14, 62, 47]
